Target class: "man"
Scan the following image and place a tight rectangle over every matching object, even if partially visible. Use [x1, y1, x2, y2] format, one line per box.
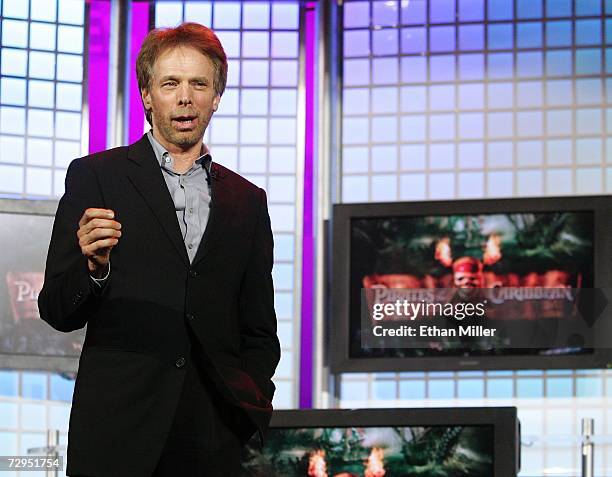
[38, 23, 280, 477]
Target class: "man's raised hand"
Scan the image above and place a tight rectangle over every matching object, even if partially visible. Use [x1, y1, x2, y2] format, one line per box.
[77, 208, 121, 278]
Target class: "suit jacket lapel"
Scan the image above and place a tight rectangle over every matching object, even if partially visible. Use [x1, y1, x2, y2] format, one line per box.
[126, 135, 190, 266]
[191, 162, 229, 268]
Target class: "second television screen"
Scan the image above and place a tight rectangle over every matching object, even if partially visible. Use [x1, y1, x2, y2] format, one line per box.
[349, 210, 594, 360]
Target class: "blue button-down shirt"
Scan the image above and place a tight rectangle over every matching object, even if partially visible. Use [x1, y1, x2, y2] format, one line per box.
[147, 131, 212, 264]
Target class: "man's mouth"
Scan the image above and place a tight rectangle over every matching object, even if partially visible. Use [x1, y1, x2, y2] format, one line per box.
[172, 115, 198, 129]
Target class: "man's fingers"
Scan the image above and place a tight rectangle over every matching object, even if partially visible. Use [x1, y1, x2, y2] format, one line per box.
[79, 228, 122, 247]
[82, 238, 119, 258]
[77, 218, 121, 238]
[77, 209, 120, 266]
[78, 208, 115, 227]
[87, 218, 121, 231]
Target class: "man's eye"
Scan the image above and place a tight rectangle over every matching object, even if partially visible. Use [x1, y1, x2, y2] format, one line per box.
[164, 81, 177, 87]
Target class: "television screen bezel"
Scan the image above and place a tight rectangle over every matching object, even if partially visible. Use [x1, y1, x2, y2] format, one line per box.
[0, 197, 82, 374]
[266, 407, 520, 477]
[330, 195, 612, 373]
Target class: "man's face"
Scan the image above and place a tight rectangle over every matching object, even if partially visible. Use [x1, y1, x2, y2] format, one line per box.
[141, 46, 220, 149]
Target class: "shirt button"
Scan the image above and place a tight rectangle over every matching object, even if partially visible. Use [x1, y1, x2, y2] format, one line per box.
[175, 357, 186, 368]
[188, 243, 193, 249]
[188, 208, 193, 214]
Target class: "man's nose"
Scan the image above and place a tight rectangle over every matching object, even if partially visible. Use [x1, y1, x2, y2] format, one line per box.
[177, 84, 192, 105]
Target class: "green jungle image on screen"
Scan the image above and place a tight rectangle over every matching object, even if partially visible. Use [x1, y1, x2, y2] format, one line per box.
[242, 425, 493, 477]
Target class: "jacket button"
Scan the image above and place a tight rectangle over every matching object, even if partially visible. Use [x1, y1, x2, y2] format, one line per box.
[186, 313, 195, 321]
[175, 357, 186, 368]
[189, 270, 198, 278]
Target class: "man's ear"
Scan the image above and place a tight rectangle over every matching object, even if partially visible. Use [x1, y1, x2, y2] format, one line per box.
[212, 94, 221, 112]
[141, 89, 152, 110]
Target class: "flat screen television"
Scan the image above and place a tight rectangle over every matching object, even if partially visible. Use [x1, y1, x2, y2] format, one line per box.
[0, 198, 84, 373]
[242, 407, 520, 477]
[330, 195, 612, 373]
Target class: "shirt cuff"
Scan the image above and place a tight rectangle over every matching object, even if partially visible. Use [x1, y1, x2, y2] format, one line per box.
[90, 261, 111, 288]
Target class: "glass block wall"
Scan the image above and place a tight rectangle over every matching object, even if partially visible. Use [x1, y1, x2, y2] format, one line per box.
[0, 0, 86, 198]
[341, 0, 612, 201]
[0, 370, 74, 476]
[338, 0, 612, 475]
[0, 0, 86, 468]
[154, 0, 303, 409]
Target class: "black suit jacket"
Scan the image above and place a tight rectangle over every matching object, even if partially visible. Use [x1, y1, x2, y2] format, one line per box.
[38, 135, 280, 477]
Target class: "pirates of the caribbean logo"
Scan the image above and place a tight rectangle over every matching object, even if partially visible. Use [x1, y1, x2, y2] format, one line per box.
[5, 272, 44, 323]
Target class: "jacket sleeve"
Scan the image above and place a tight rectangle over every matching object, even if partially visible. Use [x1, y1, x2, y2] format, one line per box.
[238, 188, 281, 401]
[38, 158, 107, 332]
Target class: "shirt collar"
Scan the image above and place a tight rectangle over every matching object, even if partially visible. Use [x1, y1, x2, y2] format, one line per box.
[146, 130, 212, 174]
